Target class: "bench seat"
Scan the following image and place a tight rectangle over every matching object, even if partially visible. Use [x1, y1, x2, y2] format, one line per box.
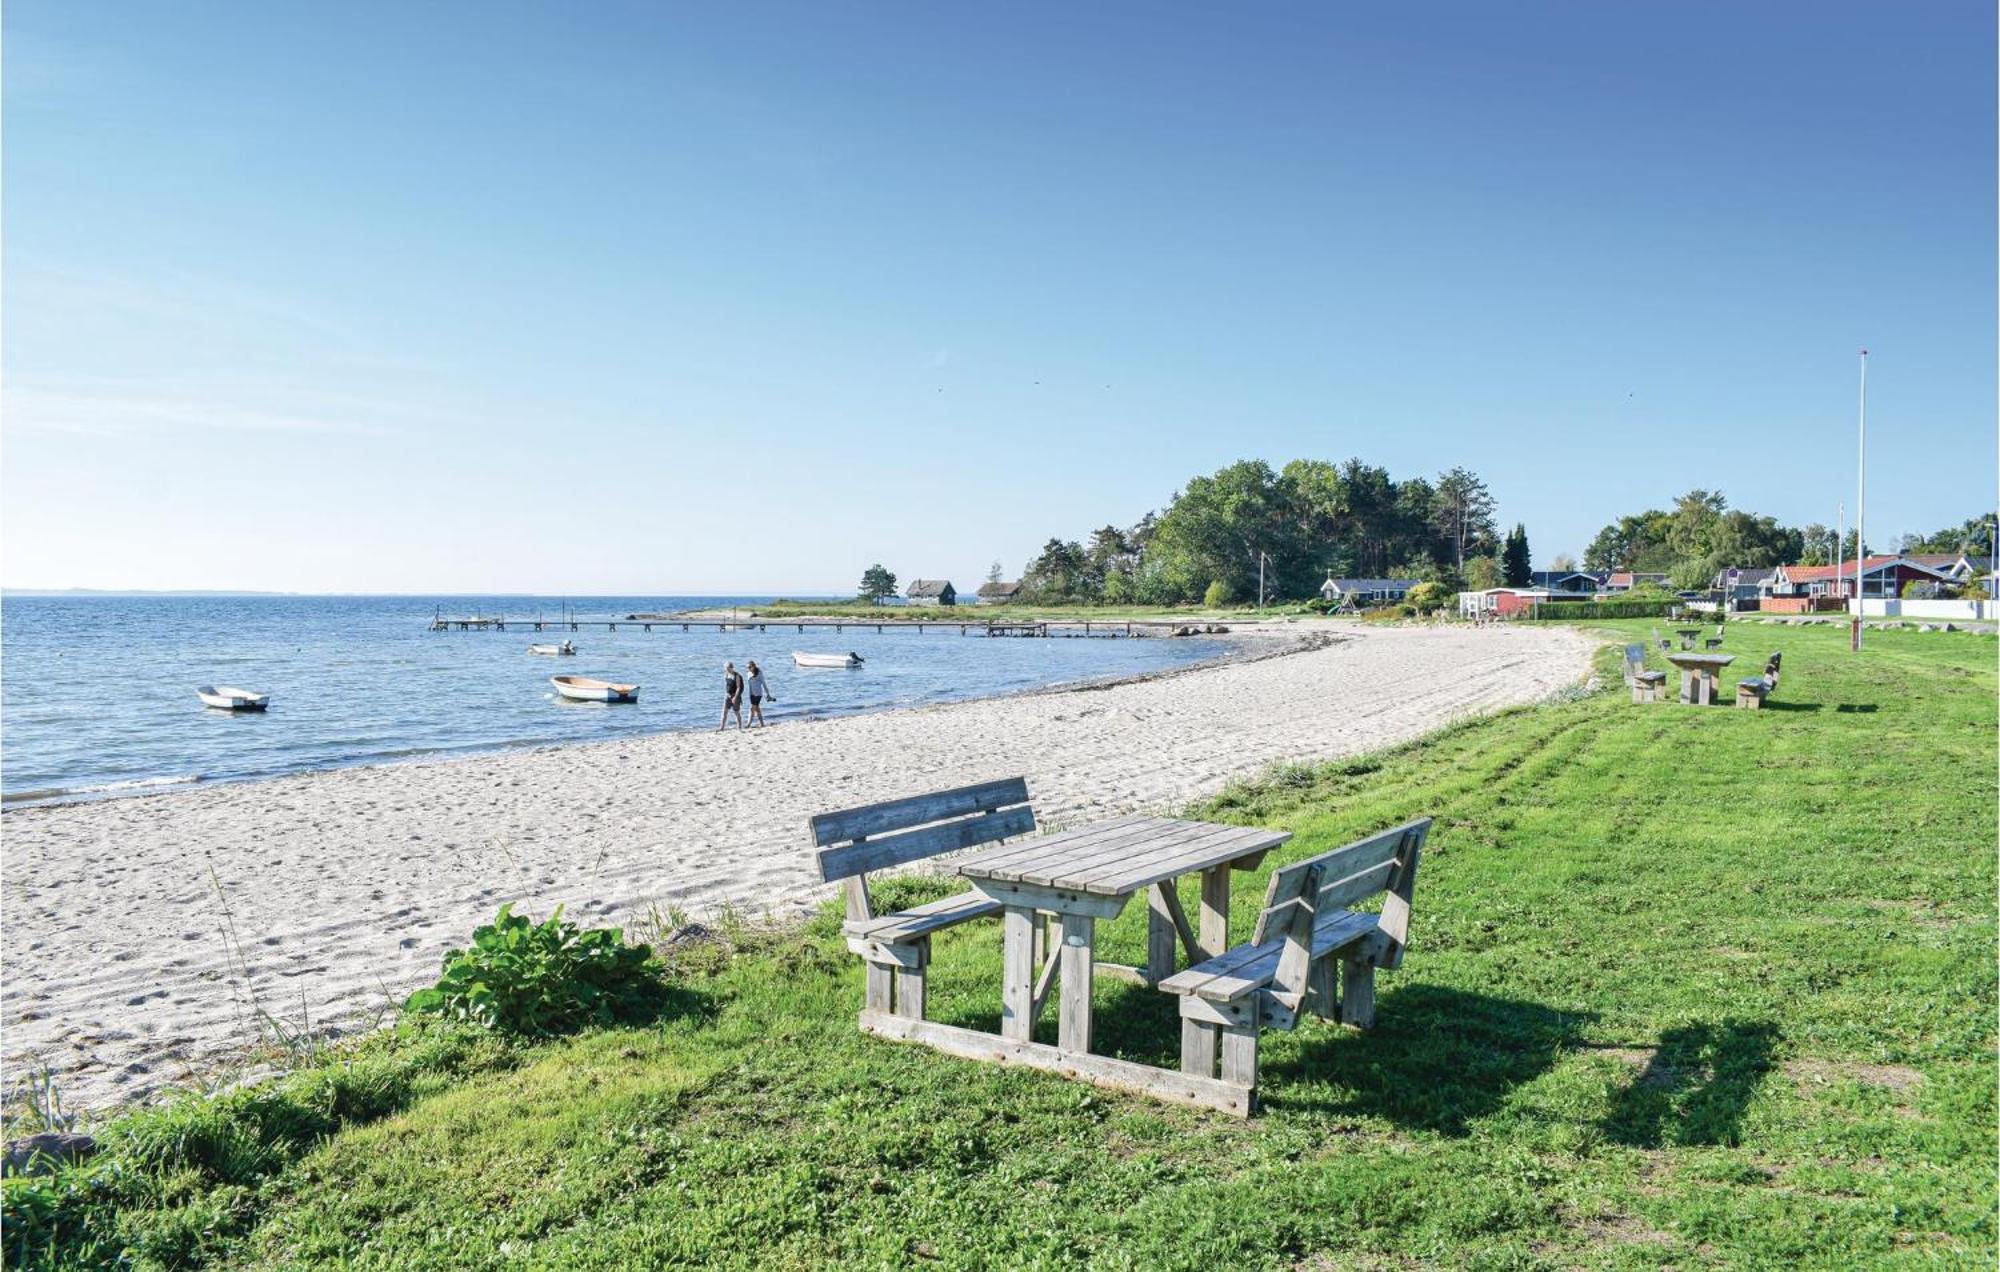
[1634, 670, 1667, 685]
[844, 891, 1002, 943]
[1158, 908, 1379, 1002]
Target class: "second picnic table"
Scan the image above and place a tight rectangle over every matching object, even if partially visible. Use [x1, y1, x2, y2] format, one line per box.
[1674, 627, 1705, 650]
[1664, 650, 1735, 705]
[954, 815, 1290, 1055]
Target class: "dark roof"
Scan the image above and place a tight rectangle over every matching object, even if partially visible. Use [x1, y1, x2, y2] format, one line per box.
[906, 579, 955, 597]
[1714, 567, 1778, 587]
[1529, 570, 1601, 589]
[976, 580, 1021, 597]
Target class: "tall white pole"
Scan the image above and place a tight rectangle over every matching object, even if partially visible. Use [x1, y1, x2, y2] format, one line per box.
[1853, 349, 1868, 651]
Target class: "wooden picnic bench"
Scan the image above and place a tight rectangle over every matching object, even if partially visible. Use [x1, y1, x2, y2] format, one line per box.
[1703, 624, 1726, 651]
[813, 777, 1036, 1021]
[1735, 651, 1782, 709]
[1159, 818, 1430, 1113]
[1622, 644, 1668, 703]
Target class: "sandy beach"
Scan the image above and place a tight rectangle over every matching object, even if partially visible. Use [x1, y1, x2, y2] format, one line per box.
[3, 622, 1596, 1113]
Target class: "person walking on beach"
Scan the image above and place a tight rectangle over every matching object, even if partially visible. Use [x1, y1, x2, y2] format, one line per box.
[745, 660, 775, 727]
[720, 662, 744, 731]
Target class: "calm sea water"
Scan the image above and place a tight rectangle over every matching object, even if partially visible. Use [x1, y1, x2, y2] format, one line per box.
[1, 595, 1224, 805]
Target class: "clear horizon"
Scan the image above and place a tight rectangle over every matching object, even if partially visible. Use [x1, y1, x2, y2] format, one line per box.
[5, 2, 1994, 593]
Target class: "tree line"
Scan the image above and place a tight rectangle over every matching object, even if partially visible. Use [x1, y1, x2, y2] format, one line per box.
[1581, 492, 1996, 591]
[1010, 458, 1504, 605]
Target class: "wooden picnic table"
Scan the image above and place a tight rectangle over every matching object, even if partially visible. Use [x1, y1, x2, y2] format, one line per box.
[1674, 627, 1705, 650]
[954, 815, 1289, 1056]
[1664, 651, 1735, 705]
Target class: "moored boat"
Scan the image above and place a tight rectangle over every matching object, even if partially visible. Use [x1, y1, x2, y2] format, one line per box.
[551, 675, 639, 703]
[792, 651, 864, 669]
[527, 641, 576, 656]
[197, 686, 271, 711]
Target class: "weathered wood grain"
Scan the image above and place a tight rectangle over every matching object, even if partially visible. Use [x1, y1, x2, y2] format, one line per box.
[859, 1011, 1253, 1117]
[1058, 914, 1095, 1053]
[810, 777, 1031, 847]
[816, 805, 1036, 882]
[1001, 906, 1035, 1041]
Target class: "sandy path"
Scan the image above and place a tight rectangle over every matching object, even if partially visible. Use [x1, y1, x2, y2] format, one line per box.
[2, 622, 1595, 1113]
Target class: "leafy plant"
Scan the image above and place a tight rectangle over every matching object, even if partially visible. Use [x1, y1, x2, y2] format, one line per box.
[404, 905, 659, 1036]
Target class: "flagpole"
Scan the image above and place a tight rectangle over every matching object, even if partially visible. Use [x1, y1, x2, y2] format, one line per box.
[1852, 348, 1868, 651]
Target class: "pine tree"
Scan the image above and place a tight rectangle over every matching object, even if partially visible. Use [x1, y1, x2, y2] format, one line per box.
[1502, 524, 1532, 587]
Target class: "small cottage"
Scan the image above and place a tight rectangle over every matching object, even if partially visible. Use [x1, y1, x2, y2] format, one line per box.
[907, 579, 957, 607]
[1320, 577, 1422, 609]
[976, 580, 1022, 604]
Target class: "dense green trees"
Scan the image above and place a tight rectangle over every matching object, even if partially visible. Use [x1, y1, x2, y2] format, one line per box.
[1583, 491, 1803, 587]
[1899, 514, 1997, 560]
[1015, 457, 1499, 605]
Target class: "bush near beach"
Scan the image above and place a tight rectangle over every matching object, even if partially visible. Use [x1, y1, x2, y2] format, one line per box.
[5, 621, 1993, 1269]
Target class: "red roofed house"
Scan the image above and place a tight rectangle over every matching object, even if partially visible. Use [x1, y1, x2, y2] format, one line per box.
[1763, 556, 1957, 601]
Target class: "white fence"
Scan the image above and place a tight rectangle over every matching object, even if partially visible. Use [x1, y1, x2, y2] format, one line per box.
[1851, 598, 1993, 621]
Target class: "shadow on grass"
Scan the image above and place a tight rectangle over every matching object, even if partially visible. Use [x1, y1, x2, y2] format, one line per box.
[624, 983, 719, 1030]
[1767, 701, 1822, 712]
[931, 981, 1591, 1134]
[1601, 1018, 1778, 1148]
[1833, 703, 1879, 714]
[1260, 985, 1593, 1133]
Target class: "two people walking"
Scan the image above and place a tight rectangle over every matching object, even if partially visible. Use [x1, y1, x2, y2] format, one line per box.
[720, 660, 774, 730]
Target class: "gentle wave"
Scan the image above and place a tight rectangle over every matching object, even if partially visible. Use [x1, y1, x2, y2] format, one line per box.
[3, 774, 205, 806]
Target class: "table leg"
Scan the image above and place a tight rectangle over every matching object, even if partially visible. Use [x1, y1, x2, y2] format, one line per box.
[1057, 914, 1094, 1054]
[1679, 668, 1696, 704]
[1146, 886, 1178, 983]
[1001, 906, 1035, 1041]
[1199, 866, 1231, 961]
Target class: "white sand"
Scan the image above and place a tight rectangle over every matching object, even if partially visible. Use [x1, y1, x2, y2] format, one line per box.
[2, 622, 1595, 1113]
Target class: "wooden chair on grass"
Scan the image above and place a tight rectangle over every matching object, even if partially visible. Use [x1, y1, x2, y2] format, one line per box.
[1158, 818, 1429, 1113]
[1623, 644, 1668, 703]
[812, 778, 1036, 1021]
[1736, 652, 1783, 709]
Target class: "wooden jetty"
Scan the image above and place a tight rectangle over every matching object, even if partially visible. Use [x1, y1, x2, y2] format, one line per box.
[427, 611, 1211, 639]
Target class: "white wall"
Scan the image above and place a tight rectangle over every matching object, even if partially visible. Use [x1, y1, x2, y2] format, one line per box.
[1851, 598, 1992, 620]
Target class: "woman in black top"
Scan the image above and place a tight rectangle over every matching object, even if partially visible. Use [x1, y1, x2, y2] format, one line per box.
[719, 662, 745, 731]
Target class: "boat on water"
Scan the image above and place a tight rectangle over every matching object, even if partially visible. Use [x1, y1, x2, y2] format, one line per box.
[551, 675, 639, 703]
[527, 641, 576, 656]
[793, 651, 864, 669]
[197, 686, 271, 711]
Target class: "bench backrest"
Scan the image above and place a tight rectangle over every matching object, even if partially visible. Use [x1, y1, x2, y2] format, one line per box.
[1248, 818, 1430, 999]
[1761, 651, 1782, 687]
[1622, 644, 1647, 682]
[810, 777, 1034, 921]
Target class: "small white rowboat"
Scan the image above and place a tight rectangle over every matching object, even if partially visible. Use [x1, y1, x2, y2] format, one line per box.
[197, 686, 271, 711]
[792, 651, 864, 669]
[551, 675, 639, 703]
[527, 642, 576, 656]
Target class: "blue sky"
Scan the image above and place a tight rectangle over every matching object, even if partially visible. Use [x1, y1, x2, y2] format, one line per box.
[4, 2, 1993, 592]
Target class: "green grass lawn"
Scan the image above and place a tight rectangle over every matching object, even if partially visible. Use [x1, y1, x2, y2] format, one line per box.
[9, 621, 1995, 1269]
